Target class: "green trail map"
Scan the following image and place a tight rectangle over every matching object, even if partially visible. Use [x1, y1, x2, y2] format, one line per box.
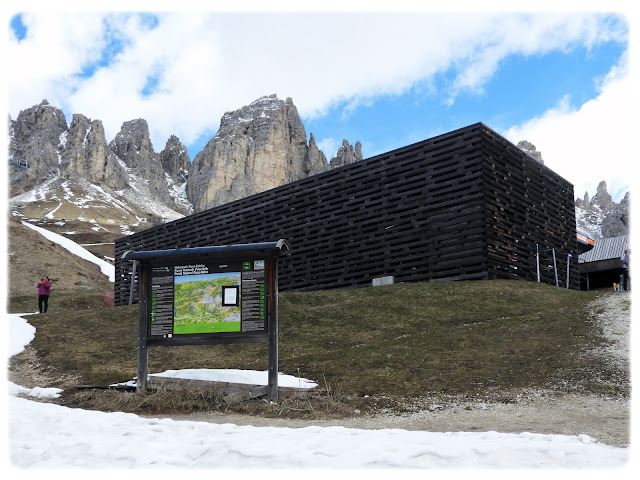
[173, 273, 241, 334]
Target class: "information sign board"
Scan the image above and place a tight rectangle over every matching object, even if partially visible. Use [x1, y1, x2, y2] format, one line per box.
[149, 259, 267, 337]
[122, 240, 289, 401]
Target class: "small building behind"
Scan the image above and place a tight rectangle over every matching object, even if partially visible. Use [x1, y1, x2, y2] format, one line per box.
[578, 235, 629, 290]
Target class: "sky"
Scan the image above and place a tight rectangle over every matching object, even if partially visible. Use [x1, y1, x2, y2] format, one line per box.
[3, 2, 638, 203]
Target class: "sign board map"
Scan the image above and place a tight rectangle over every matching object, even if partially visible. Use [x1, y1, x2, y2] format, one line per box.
[150, 259, 266, 337]
[125, 239, 288, 399]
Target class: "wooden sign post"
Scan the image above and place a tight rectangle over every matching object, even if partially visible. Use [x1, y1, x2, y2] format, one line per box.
[122, 240, 290, 402]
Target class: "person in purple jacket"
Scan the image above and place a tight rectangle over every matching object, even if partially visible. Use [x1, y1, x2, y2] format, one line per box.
[37, 276, 51, 313]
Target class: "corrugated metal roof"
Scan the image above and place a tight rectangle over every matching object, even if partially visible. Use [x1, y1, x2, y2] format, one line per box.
[579, 235, 629, 263]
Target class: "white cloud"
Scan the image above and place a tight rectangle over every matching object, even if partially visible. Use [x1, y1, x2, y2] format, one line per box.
[502, 53, 632, 202]
[7, 12, 108, 111]
[6, 11, 629, 163]
[316, 137, 340, 160]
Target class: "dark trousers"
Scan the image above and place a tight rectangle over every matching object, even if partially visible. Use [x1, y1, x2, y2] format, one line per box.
[623, 269, 630, 290]
[38, 295, 49, 313]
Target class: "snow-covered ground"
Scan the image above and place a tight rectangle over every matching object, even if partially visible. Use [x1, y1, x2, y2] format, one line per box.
[5, 313, 632, 471]
[4, 222, 634, 473]
[20, 221, 115, 281]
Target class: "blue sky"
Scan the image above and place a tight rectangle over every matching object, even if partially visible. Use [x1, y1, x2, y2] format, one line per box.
[306, 41, 626, 159]
[4, 4, 636, 202]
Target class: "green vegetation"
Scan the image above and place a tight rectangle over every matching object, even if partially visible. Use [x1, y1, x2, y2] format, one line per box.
[173, 274, 241, 333]
[8, 279, 626, 417]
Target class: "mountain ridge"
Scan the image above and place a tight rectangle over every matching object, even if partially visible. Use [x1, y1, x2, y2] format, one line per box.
[8, 96, 627, 242]
[8, 95, 363, 232]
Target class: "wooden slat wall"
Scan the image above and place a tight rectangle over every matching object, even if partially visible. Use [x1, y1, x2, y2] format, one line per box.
[481, 129, 579, 288]
[114, 123, 578, 306]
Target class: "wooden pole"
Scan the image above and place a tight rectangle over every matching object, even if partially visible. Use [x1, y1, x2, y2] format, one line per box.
[267, 255, 279, 402]
[129, 260, 138, 305]
[136, 262, 149, 393]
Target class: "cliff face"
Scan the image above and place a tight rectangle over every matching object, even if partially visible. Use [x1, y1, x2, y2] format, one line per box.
[8, 101, 193, 219]
[160, 135, 190, 184]
[575, 181, 630, 239]
[9, 95, 364, 221]
[186, 95, 333, 211]
[61, 113, 129, 190]
[8, 100, 68, 194]
[108, 119, 175, 207]
[330, 139, 363, 169]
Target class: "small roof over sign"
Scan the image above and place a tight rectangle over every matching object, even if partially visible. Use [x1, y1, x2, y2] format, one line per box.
[121, 239, 290, 262]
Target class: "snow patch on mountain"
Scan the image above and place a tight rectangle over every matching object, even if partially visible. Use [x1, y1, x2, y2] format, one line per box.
[575, 205, 605, 240]
[165, 171, 193, 215]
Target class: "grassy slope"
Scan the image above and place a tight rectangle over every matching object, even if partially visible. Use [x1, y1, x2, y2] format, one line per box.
[9, 279, 622, 411]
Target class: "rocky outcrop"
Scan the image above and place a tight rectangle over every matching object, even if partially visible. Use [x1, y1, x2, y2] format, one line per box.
[160, 135, 190, 184]
[601, 191, 630, 238]
[303, 133, 329, 175]
[109, 119, 174, 206]
[517, 140, 544, 164]
[187, 94, 335, 212]
[575, 181, 629, 239]
[9, 95, 366, 219]
[9, 100, 68, 195]
[330, 139, 363, 169]
[8, 101, 192, 217]
[591, 180, 614, 211]
[61, 114, 129, 190]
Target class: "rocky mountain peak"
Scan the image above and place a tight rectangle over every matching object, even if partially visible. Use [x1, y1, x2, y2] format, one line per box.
[109, 118, 155, 169]
[160, 135, 190, 184]
[8, 100, 69, 194]
[592, 180, 613, 210]
[9, 94, 365, 226]
[575, 181, 629, 239]
[330, 139, 363, 169]
[187, 94, 340, 212]
[516, 140, 544, 164]
[61, 114, 129, 190]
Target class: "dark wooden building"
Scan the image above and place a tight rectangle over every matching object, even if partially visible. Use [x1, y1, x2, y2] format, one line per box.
[114, 123, 579, 306]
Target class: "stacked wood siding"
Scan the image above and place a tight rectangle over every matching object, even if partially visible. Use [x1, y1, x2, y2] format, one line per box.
[481, 128, 579, 287]
[114, 123, 579, 306]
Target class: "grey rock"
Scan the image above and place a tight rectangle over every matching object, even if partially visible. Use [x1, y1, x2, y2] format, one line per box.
[61, 114, 129, 190]
[592, 180, 614, 210]
[109, 119, 173, 205]
[330, 139, 363, 169]
[576, 191, 591, 210]
[602, 207, 629, 238]
[9, 100, 68, 195]
[304, 133, 329, 176]
[517, 140, 544, 164]
[160, 135, 190, 184]
[187, 94, 333, 212]
[576, 181, 629, 238]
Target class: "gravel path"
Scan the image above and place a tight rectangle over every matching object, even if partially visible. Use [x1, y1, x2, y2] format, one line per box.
[162, 291, 632, 447]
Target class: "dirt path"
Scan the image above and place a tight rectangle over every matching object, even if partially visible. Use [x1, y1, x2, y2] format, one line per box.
[157, 292, 632, 447]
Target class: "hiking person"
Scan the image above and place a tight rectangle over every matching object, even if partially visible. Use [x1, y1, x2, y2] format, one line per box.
[621, 249, 630, 291]
[37, 276, 51, 313]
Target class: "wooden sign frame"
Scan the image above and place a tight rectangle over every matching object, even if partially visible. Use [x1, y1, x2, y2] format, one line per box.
[122, 240, 289, 401]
